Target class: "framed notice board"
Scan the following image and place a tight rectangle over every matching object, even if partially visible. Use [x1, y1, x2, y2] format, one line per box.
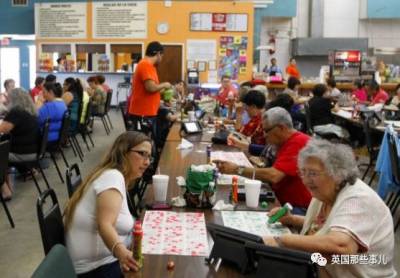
[190, 13, 248, 32]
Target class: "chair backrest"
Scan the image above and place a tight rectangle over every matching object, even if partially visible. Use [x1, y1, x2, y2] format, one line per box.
[105, 90, 113, 113]
[59, 111, 71, 140]
[388, 132, 400, 184]
[36, 188, 65, 255]
[32, 244, 77, 278]
[304, 102, 313, 135]
[84, 100, 93, 126]
[119, 101, 131, 131]
[0, 140, 10, 185]
[362, 116, 374, 155]
[65, 163, 82, 198]
[38, 119, 50, 160]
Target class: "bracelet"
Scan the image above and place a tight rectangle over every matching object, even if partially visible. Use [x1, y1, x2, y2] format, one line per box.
[273, 236, 284, 247]
[111, 241, 124, 257]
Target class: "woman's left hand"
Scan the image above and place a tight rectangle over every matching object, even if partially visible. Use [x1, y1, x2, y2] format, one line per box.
[263, 236, 279, 247]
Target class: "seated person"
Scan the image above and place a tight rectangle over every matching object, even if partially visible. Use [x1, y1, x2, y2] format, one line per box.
[65, 131, 152, 277]
[157, 92, 178, 148]
[87, 76, 107, 115]
[97, 75, 111, 93]
[216, 75, 238, 108]
[309, 84, 339, 127]
[0, 79, 15, 114]
[30, 76, 45, 102]
[216, 107, 312, 214]
[351, 79, 368, 104]
[63, 78, 84, 132]
[236, 90, 266, 145]
[38, 82, 67, 144]
[62, 77, 76, 106]
[263, 139, 396, 278]
[389, 83, 400, 106]
[326, 77, 342, 99]
[0, 88, 39, 200]
[367, 80, 389, 105]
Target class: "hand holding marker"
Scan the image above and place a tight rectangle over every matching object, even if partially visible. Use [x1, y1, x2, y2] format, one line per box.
[268, 203, 293, 224]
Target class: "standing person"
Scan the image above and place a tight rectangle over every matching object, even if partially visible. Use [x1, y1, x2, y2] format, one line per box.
[128, 41, 171, 139]
[31, 77, 45, 102]
[263, 58, 283, 76]
[285, 58, 301, 80]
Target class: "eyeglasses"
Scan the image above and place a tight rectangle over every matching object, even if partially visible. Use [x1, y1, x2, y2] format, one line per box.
[130, 150, 153, 163]
[298, 169, 326, 179]
[263, 125, 277, 134]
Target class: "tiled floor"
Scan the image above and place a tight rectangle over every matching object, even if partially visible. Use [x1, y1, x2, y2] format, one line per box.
[0, 111, 399, 277]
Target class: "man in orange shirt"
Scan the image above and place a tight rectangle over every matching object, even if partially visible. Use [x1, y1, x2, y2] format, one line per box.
[285, 58, 301, 79]
[128, 41, 171, 141]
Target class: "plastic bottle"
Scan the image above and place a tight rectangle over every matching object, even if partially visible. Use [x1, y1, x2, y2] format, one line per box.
[231, 176, 238, 204]
[132, 220, 144, 268]
[268, 203, 293, 224]
[206, 145, 212, 163]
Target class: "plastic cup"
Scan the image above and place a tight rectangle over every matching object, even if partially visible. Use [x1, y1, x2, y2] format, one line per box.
[152, 175, 169, 202]
[188, 111, 196, 122]
[244, 180, 262, 208]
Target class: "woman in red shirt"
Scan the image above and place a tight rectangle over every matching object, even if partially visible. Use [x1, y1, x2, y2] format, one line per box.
[238, 89, 266, 145]
[30, 76, 45, 102]
[285, 58, 301, 79]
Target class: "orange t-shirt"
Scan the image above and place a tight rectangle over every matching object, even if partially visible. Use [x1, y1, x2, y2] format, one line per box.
[129, 59, 160, 116]
[285, 65, 301, 79]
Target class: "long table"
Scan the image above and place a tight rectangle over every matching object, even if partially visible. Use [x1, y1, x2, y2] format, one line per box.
[166, 122, 215, 143]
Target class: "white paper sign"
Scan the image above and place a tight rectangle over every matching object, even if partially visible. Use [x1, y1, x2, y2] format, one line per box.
[35, 3, 87, 39]
[93, 1, 147, 39]
[187, 39, 216, 62]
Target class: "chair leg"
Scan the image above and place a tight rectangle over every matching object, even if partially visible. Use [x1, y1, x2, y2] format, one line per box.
[87, 132, 95, 147]
[362, 164, 372, 180]
[72, 135, 84, 161]
[58, 146, 69, 168]
[37, 165, 50, 190]
[68, 136, 78, 158]
[80, 133, 91, 152]
[106, 113, 113, 129]
[101, 117, 110, 135]
[0, 195, 15, 228]
[31, 170, 43, 194]
[395, 217, 400, 231]
[50, 153, 64, 183]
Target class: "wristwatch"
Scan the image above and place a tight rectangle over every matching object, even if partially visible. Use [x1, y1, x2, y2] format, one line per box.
[237, 166, 245, 176]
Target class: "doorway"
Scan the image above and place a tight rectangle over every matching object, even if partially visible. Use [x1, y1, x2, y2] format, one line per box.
[0, 47, 20, 89]
[157, 45, 182, 84]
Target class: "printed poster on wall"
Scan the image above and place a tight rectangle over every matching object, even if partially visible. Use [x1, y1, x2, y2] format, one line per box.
[187, 39, 217, 61]
[35, 3, 87, 39]
[218, 36, 248, 80]
[93, 1, 147, 39]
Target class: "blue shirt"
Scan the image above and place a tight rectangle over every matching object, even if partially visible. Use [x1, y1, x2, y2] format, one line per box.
[38, 100, 67, 142]
[375, 126, 400, 199]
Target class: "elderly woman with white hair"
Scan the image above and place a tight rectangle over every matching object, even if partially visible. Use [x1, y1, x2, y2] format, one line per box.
[263, 139, 396, 278]
[0, 88, 40, 200]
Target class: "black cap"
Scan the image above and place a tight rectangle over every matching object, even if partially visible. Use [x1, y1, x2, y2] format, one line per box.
[145, 41, 164, 57]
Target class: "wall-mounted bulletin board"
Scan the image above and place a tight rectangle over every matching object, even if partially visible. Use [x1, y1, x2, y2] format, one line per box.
[218, 36, 248, 80]
[190, 13, 248, 32]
